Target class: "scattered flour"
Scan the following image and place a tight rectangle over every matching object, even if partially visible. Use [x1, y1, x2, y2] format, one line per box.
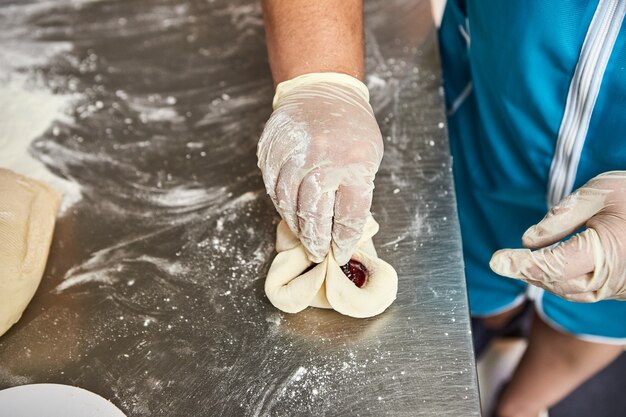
[0, 74, 82, 213]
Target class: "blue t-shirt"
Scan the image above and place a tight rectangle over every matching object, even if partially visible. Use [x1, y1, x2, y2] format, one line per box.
[439, 0, 626, 340]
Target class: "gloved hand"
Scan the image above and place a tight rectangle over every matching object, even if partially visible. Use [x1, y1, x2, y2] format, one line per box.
[490, 171, 626, 302]
[258, 73, 383, 265]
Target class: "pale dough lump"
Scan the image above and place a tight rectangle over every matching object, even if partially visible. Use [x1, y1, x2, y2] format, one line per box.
[0, 168, 60, 337]
[265, 217, 398, 318]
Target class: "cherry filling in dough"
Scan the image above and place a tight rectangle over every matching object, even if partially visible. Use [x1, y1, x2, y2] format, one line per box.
[341, 260, 368, 288]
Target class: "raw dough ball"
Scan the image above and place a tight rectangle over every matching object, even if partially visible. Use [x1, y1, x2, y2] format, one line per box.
[0, 168, 60, 337]
[265, 217, 398, 318]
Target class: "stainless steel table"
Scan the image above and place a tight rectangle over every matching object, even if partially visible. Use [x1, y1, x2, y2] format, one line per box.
[0, 0, 481, 415]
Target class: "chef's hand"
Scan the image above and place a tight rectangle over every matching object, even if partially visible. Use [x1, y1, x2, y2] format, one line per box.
[490, 171, 626, 302]
[258, 72, 383, 265]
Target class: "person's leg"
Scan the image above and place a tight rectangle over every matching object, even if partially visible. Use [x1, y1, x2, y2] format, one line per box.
[472, 303, 530, 358]
[481, 303, 527, 330]
[495, 311, 623, 417]
[473, 304, 528, 357]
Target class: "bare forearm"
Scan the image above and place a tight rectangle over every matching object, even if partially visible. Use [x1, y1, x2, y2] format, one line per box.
[261, 0, 364, 85]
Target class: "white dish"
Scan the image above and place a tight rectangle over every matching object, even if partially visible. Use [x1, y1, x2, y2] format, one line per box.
[0, 384, 126, 417]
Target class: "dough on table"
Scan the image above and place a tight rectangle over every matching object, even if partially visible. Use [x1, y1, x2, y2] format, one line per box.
[265, 217, 398, 318]
[0, 168, 60, 337]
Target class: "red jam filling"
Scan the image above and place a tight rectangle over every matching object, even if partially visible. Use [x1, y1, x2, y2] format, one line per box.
[340, 260, 367, 288]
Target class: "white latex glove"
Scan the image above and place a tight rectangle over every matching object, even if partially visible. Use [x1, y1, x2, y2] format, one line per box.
[258, 73, 383, 265]
[490, 171, 626, 302]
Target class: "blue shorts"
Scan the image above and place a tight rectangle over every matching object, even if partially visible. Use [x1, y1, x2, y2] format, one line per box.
[440, 0, 626, 343]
